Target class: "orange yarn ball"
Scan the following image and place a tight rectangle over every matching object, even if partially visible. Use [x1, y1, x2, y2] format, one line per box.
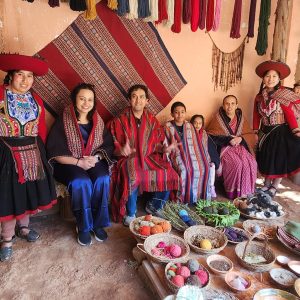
[139, 226, 151, 236]
[159, 221, 171, 232]
[150, 225, 164, 234]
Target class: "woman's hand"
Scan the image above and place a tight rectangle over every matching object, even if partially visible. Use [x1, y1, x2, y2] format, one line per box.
[77, 156, 97, 170]
[163, 137, 181, 154]
[292, 128, 300, 137]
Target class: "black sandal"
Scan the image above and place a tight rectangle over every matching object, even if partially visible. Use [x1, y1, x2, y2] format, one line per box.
[0, 239, 13, 262]
[15, 226, 40, 242]
[266, 185, 277, 198]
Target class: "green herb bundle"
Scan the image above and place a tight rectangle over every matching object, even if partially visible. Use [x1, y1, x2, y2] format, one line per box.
[161, 202, 204, 231]
[196, 200, 240, 227]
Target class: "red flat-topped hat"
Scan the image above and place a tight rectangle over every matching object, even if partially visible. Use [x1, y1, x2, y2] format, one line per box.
[255, 60, 290, 80]
[0, 53, 48, 76]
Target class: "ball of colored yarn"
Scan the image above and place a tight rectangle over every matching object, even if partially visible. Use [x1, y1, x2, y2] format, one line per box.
[195, 269, 209, 285]
[171, 275, 185, 287]
[179, 209, 188, 217]
[167, 269, 176, 277]
[176, 266, 190, 279]
[175, 263, 182, 268]
[151, 247, 160, 256]
[150, 225, 163, 234]
[186, 275, 202, 287]
[169, 244, 182, 258]
[180, 215, 191, 222]
[144, 214, 152, 221]
[187, 259, 200, 273]
[139, 226, 151, 236]
[157, 241, 167, 248]
[160, 221, 171, 232]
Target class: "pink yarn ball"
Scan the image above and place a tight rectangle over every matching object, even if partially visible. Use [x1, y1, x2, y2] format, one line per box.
[157, 241, 167, 248]
[151, 247, 160, 256]
[169, 244, 182, 258]
[176, 266, 191, 279]
[172, 275, 185, 287]
[195, 269, 209, 285]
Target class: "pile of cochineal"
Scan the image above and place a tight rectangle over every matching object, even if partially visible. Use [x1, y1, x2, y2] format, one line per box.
[133, 215, 171, 236]
[151, 242, 183, 259]
[166, 259, 209, 288]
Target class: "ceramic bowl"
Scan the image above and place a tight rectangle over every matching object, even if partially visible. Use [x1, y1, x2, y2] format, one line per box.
[225, 271, 251, 292]
[276, 255, 290, 266]
[206, 254, 233, 275]
[288, 260, 300, 276]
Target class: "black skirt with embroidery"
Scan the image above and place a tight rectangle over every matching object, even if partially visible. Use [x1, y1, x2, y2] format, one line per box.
[0, 136, 57, 221]
[256, 124, 300, 178]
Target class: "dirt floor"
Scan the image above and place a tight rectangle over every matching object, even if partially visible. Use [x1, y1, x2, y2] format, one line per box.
[0, 177, 299, 300]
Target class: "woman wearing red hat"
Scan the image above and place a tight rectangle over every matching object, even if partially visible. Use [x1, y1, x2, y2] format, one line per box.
[0, 54, 57, 261]
[253, 60, 300, 197]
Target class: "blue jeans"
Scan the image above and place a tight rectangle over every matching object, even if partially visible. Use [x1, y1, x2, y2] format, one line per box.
[126, 189, 170, 217]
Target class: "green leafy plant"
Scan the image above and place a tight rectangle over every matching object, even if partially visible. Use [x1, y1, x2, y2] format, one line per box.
[196, 200, 240, 227]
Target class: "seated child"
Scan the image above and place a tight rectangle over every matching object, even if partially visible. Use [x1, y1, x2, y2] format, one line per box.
[164, 102, 211, 203]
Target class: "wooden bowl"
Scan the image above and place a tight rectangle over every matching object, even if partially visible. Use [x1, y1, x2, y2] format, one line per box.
[206, 254, 233, 275]
[225, 271, 251, 292]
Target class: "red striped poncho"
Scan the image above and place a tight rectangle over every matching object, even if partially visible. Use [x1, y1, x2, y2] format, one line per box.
[109, 107, 180, 222]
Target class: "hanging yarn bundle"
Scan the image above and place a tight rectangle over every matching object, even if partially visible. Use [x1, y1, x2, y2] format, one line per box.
[156, 0, 168, 24]
[138, 0, 151, 18]
[206, 0, 214, 32]
[84, 0, 97, 20]
[191, 0, 200, 32]
[212, 0, 222, 31]
[171, 0, 182, 33]
[69, 0, 86, 11]
[199, 0, 207, 30]
[117, 0, 129, 16]
[107, 0, 118, 10]
[48, 0, 60, 7]
[210, 33, 247, 92]
[230, 0, 242, 39]
[182, 0, 191, 24]
[247, 0, 257, 38]
[255, 0, 271, 55]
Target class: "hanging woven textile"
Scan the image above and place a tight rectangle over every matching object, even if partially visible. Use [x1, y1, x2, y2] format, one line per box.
[212, 0, 222, 31]
[182, 0, 191, 24]
[117, 0, 129, 16]
[210, 34, 247, 92]
[171, 0, 182, 33]
[191, 0, 200, 32]
[230, 0, 242, 39]
[247, 0, 257, 38]
[166, 0, 175, 28]
[255, 0, 271, 55]
[206, 0, 214, 32]
[198, 0, 207, 30]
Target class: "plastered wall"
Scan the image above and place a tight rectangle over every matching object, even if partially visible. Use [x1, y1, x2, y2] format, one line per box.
[1, 0, 299, 127]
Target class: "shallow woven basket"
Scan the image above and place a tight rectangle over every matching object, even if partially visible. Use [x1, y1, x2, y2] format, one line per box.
[129, 216, 171, 243]
[184, 225, 228, 255]
[164, 260, 210, 293]
[235, 233, 275, 272]
[138, 233, 190, 264]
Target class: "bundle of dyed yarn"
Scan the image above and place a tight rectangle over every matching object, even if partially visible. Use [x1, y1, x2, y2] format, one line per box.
[166, 259, 209, 288]
[179, 209, 197, 226]
[151, 241, 183, 259]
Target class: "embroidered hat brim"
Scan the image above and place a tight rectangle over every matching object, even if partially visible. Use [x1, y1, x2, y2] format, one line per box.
[255, 60, 290, 80]
[0, 54, 48, 76]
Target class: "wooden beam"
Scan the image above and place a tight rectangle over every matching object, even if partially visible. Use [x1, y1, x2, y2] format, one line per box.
[295, 43, 300, 82]
[271, 0, 293, 62]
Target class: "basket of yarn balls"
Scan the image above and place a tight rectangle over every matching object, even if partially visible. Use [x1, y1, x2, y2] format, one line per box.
[142, 233, 190, 264]
[129, 215, 172, 242]
[184, 225, 228, 255]
[165, 259, 210, 293]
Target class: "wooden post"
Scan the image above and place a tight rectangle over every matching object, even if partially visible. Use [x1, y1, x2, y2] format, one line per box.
[271, 0, 293, 62]
[295, 44, 300, 82]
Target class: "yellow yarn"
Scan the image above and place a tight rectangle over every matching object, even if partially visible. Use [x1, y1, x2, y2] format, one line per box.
[84, 0, 97, 20]
[107, 0, 118, 10]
